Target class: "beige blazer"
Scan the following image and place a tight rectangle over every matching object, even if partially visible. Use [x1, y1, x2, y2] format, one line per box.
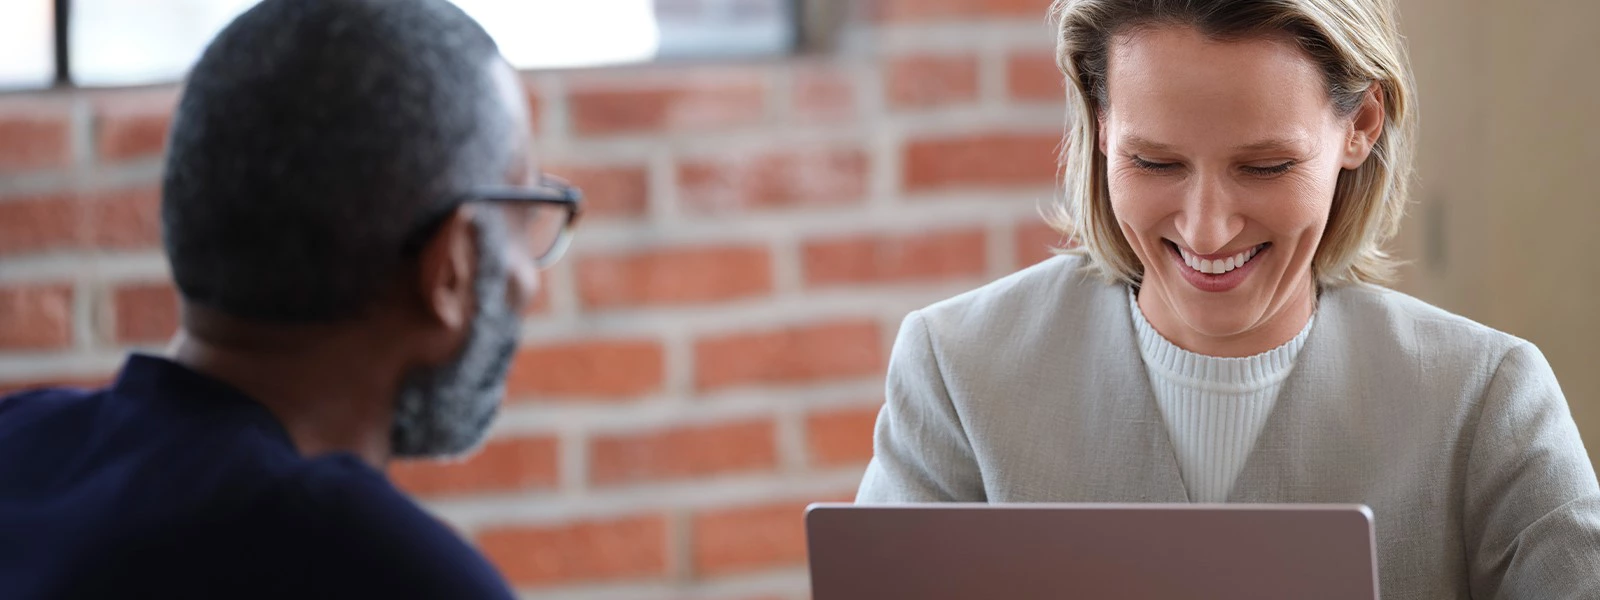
[857, 255, 1600, 599]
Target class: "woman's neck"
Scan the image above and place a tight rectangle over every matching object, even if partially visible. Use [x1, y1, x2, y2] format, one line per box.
[1134, 278, 1317, 358]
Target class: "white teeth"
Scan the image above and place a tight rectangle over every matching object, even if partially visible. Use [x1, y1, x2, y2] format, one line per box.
[1178, 244, 1262, 275]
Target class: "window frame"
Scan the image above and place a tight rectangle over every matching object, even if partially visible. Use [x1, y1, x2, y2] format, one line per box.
[21, 0, 832, 91]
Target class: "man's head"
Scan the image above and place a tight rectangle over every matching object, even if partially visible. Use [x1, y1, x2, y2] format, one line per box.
[162, 0, 568, 458]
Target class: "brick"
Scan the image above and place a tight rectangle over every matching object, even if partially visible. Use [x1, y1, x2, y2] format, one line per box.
[871, 0, 1050, 22]
[1016, 219, 1067, 268]
[806, 405, 882, 467]
[94, 90, 177, 162]
[791, 65, 855, 122]
[886, 54, 979, 109]
[576, 246, 772, 309]
[0, 97, 72, 173]
[0, 193, 81, 255]
[0, 284, 73, 350]
[589, 420, 777, 486]
[802, 228, 987, 287]
[691, 501, 810, 576]
[569, 75, 767, 136]
[389, 435, 558, 498]
[1007, 51, 1065, 102]
[546, 164, 648, 219]
[678, 147, 867, 213]
[694, 320, 884, 391]
[85, 186, 163, 250]
[903, 133, 1060, 191]
[505, 339, 664, 400]
[112, 282, 180, 344]
[477, 515, 669, 588]
[0, 186, 161, 255]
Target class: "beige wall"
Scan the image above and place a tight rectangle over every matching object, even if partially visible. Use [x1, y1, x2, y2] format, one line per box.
[1393, 0, 1600, 472]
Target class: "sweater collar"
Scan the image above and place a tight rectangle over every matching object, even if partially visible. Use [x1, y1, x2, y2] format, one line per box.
[1127, 286, 1314, 393]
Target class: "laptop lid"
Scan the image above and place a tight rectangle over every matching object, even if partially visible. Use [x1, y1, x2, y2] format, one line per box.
[806, 503, 1378, 600]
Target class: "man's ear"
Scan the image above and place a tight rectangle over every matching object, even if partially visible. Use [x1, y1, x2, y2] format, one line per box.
[414, 206, 478, 332]
[1341, 84, 1386, 170]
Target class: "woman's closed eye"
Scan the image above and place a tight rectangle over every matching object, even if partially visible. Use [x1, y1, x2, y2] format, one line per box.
[1129, 157, 1299, 177]
[1131, 157, 1180, 173]
[1241, 160, 1297, 177]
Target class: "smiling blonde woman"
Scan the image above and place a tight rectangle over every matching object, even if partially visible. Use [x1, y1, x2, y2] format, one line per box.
[855, 0, 1600, 596]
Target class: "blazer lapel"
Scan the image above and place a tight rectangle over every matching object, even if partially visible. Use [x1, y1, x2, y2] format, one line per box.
[1227, 288, 1346, 503]
[1074, 281, 1190, 502]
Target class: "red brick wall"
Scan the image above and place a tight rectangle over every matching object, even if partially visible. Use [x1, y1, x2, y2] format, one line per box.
[0, 3, 1069, 597]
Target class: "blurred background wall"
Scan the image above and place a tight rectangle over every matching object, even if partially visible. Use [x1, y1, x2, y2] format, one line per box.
[0, 0, 1595, 598]
[0, 1, 1063, 598]
[1389, 0, 1600, 471]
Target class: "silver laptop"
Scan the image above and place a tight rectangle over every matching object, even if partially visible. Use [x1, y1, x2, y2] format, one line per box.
[806, 503, 1379, 600]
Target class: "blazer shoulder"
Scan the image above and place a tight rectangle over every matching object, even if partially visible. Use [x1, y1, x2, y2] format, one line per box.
[1331, 283, 1524, 349]
[917, 254, 1108, 337]
[1323, 283, 1532, 386]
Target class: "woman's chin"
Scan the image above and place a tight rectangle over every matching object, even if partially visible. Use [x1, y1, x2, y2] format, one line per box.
[1162, 292, 1266, 340]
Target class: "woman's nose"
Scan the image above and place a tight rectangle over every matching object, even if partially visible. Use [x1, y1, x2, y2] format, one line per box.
[1174, 175, 1246, 254]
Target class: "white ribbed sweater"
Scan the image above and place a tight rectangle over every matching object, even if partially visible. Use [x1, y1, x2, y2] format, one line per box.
[1128, 288, 1314, 503]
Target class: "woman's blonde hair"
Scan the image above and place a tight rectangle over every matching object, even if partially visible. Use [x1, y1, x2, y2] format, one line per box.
[1047, 0, 1417, 286]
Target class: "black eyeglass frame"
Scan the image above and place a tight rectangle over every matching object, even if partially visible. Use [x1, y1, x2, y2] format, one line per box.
[401, 176, 584, 268]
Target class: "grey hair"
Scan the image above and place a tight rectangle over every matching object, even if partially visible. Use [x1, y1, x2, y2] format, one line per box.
[162, 0, 520, 322]
[390, 212, 520, 459]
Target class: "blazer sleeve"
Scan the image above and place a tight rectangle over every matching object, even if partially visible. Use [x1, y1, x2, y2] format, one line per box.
[855, 310, 986, 503]
[1464, 341, 1600, 599]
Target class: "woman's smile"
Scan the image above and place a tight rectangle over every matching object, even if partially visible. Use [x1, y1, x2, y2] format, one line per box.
[1164, 240, 1271, 293]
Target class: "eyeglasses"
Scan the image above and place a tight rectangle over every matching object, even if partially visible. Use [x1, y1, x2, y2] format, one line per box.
[402, 175, 584, 268]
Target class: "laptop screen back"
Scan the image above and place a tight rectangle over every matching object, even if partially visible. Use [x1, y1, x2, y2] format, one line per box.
[806, 503, 1378, 600]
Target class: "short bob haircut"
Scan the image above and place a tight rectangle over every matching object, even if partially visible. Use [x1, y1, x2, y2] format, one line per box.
[1046, 0, 1417, 286]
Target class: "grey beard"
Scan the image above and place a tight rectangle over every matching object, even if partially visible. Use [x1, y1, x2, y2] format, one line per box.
[389, 215, 521, 459]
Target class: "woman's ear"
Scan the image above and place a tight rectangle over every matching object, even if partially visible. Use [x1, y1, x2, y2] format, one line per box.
[1341, 84, 1386, 170]
[415, 206, 478, 332]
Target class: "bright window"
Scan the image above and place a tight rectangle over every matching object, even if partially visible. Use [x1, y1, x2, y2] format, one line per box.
[0, 0, 55, 91]
[2, 0, 796, 90]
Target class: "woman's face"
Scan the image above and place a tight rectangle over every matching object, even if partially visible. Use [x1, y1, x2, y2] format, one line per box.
[1100, 26, 1379, 356]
